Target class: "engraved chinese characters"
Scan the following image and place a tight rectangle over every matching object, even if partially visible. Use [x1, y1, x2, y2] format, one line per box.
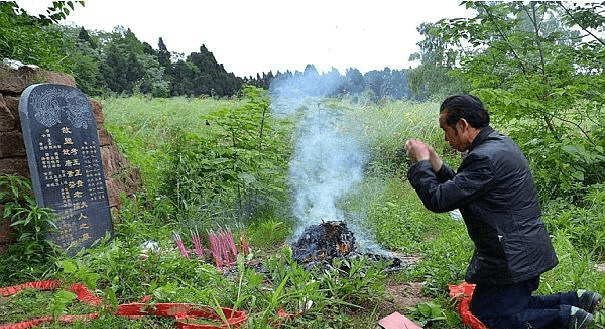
[19, 84, 113, 253]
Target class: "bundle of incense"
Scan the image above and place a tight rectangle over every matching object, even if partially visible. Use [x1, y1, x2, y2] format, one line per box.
[173, 232, 190, 259]
[191, 227, 204, 258]
[208, 229, 223, 269]
[225, 228, 238, 259]
[218, 228, 234, 266]
[209, 227, 239, 269]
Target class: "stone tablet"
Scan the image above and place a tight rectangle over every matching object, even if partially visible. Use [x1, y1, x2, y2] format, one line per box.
[18, 83, 113, 253]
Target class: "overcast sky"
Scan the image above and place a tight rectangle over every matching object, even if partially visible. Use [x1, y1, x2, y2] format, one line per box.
[18, 0, 473, 77]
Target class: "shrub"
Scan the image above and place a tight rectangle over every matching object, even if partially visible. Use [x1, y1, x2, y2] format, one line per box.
[0, 175, 60, 284]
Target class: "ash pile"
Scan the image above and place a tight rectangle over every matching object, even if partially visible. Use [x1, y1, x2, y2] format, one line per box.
[291, 221, 408, 271]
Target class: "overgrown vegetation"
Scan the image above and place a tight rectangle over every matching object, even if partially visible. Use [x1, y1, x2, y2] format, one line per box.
[2, 91, 604, 328]
[2, 1, 605, 328]
[0, 175, 59, 282]
[0, 1, 82, 72]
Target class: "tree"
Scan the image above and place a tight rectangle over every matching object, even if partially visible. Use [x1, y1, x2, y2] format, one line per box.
[125, 51, 144, 93]
[2, 1, 244, 98]
[389, 70, 411, 99]
[101, 43, 129, 93]
[430, 1, 605, 199]
[97, 27, 171, 96]
[407, 22, 467, 100]
[304, 64, 319, 77]
[435, 2, 591, 138]
[364, 70, 386, 100]
[77, 26, 97, 48]
[344, 68, 365, 95]
[157, 37, 172, 69]
[180, 45, 243, 97]
[66, 26, 105, 95]
[171, 59, 196, 96]
[0, 1, 83, 71]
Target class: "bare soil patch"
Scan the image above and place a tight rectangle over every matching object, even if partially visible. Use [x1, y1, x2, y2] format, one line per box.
[371, 280, 432, 329]
[385, 281, 432, 310]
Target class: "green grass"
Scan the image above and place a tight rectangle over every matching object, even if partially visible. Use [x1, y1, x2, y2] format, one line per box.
[2, 93, 604, 328]
[100, 95, 246, 195]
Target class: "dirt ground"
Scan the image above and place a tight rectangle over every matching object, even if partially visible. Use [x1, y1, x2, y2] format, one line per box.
[370, 255, 432, 328]
[373, 280, 432, 329]
[384, 281, 432, 309]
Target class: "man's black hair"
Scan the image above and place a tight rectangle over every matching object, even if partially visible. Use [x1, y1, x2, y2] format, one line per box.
[440, 95, 490, 129]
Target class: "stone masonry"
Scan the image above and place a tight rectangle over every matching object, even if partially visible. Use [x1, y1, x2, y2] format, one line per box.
[0, 63, 140, 254]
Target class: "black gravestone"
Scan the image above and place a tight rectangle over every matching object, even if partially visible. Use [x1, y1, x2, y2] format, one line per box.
[18, 83, 113, 253]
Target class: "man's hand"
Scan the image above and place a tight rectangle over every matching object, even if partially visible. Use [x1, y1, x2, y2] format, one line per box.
[404, 139, 430, 164]
[427, 145, 443, 173]
[405, 139, 443, 172]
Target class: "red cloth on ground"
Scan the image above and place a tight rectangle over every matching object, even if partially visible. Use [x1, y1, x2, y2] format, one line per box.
[449, 282, 490, 329]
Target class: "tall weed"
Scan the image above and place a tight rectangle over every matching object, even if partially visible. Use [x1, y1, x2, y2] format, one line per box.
[156, 86, 292, 227]
[542, 186, 605, 261]
[6, 95, 600, 328]
[0, 175, 60, 284]
[102, 87, 292, 229]
[101, 95, 243, 196]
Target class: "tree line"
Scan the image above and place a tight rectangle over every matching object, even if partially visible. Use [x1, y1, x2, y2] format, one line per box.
[0, 2, 242, 97]
[1, 1, 417, 101]
[64, 26, 245, 98]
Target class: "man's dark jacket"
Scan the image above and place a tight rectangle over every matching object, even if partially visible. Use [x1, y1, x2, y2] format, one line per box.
[408, 126, 558, 285]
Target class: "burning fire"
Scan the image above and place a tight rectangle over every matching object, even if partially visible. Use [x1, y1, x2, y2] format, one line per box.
[291, 221, 356, 263]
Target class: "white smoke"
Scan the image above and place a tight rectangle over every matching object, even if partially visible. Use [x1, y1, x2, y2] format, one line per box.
[289, 107, 367, 238]
[270, 74, 369, 241]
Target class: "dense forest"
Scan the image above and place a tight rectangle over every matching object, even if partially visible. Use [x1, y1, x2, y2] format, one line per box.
[1, 1, 412, 100]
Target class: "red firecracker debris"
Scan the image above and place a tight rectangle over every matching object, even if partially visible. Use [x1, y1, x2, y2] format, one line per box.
[0, 281, 247, 329]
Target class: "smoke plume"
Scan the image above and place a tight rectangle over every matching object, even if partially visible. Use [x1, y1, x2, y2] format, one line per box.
[269, 72, 369, 241]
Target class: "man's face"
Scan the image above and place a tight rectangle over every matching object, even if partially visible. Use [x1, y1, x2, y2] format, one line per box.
[439, 111, 466, 152]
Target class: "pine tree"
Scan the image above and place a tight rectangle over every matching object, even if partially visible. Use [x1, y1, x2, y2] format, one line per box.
[157, 37, 171, 69]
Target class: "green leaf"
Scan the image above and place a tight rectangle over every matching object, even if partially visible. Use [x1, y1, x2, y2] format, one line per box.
[571, 170, 585, 181]
[562, 145, 585, 155]
[59, 259, 78, 274]
[52, 289, 77, 317]
[417, 303, 432, 317]
[238, 172, 256, 185]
